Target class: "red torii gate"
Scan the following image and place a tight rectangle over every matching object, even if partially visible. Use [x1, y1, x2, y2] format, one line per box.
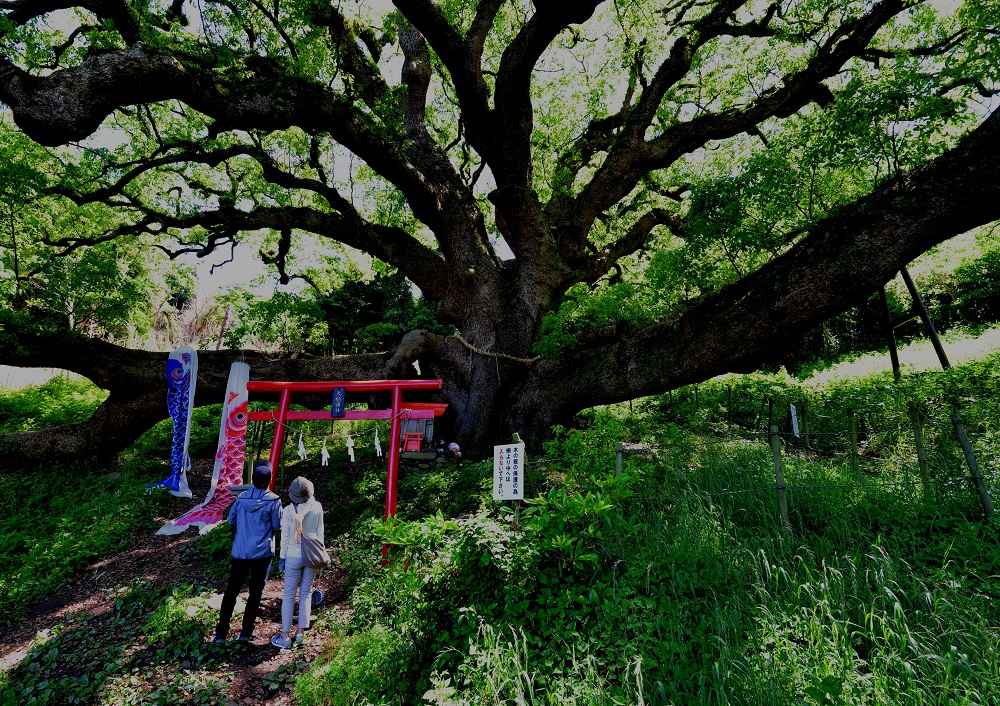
[245, 379, 446, 520]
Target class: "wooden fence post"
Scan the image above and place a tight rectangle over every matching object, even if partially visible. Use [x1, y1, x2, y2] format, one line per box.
[616, 442, 624, 477]
[769, 425, 791, 532]
[908, 403, 931, 496]
[848, 408, 859, 475]
[951, 412, 995, 519]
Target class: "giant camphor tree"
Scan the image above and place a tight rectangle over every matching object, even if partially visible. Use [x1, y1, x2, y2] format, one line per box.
[1, 0, 999, 463]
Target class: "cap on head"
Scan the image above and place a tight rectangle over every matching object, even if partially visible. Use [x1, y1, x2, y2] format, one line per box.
[288, 476, 314, 503]
[252, 460, 273, 489]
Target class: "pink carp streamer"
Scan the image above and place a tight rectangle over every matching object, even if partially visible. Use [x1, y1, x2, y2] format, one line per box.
[157, 362, 250, 535]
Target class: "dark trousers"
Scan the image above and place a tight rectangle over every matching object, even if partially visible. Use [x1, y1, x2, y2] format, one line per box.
[216, 556, 272, 638]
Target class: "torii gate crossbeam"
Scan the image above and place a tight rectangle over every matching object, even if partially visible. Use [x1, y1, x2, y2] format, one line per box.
[245, 379, 446, 521]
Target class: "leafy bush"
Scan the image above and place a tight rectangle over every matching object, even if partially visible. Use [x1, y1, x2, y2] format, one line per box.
[127, 404, 224, 461]
[0, 375, 107, 433]
[298, 347, 1000, 705]
[295, 622, 408, 706]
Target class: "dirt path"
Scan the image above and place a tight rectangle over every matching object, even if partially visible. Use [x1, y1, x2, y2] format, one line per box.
[0, 462, 350, 705]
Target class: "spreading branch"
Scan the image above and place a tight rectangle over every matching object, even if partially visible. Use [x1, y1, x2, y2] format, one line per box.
[529, 105, 1000, 420]
[391, 0, 499, 160]
[546, 0, 906, 278]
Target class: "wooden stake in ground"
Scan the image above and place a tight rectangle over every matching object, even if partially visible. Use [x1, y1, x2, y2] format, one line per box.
[952, 412, 995, 519]
[769, 425, 791, 533]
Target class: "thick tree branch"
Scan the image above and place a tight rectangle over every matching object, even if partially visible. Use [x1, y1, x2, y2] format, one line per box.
[545, 1, 749, 259]
[467, 0, 505, 63]
[47, 144, 252, 206]
[492, 0, 604, 186]
[0, 326, 396, 465]
[484, 1, 607, 263]
[571, 0, 907, 238]
[583, 207, 681, 283]
[50, 202, 452, 302]
[399, 23, 432, 139]
[50, 139, 364, 220]
[0, 44, 463, 241]
[392, 22, 496, 275]
[391, 0, 497, 160]
[528, 105, 1000, 422]
[303, 2, 391, 113]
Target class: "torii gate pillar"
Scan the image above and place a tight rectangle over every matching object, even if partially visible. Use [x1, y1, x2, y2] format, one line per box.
[245, 379, 447, 526]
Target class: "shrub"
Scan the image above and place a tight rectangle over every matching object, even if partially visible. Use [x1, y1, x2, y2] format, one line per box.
[295, 623, 408, 706]
[0, 376, 106, 434]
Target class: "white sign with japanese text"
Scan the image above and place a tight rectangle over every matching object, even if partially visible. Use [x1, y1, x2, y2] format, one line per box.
[493, 442, 525, 500]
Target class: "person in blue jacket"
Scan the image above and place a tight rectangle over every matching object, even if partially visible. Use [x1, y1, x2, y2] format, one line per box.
[213, 460, 282, 644]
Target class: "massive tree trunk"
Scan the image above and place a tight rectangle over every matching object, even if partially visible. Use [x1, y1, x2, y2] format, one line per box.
[4, 104, 1000, 464]
[1, 0, 998, 464]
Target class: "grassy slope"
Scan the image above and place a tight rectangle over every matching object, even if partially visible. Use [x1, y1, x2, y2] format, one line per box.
[3, 334, 1000, 704]
[298, 335, 1000, 706]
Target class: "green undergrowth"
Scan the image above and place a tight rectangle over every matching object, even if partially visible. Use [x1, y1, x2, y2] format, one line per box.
[0, 460, 173, 624]
[298, 355, 1000, 705]
[0, 376, 107, 434]
[5, 346, 1000, 704]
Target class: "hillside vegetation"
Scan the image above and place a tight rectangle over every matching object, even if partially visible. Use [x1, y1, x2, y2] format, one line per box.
[3, 330, 1000, 704]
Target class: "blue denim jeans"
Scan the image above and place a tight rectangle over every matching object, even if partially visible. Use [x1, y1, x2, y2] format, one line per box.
[281, 555, 316, 633]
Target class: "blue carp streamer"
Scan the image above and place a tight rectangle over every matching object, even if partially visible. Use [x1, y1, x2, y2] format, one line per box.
[149, 346, 197, 498]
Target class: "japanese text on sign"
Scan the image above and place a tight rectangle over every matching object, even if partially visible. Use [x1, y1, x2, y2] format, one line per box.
[493, 442, 525, 501]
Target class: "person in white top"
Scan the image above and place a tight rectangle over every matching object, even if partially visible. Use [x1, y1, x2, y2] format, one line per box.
[271, 476, 324, 649]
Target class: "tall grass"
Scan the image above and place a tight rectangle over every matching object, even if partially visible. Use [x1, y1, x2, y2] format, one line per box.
[299, 353, 1000, 705]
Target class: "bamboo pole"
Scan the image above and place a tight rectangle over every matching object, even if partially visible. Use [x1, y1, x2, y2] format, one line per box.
[952, 412, 995, 519]
[801, 400, 810, 454]
[848, 408, 859, 475]
[909, 404, 931, 496]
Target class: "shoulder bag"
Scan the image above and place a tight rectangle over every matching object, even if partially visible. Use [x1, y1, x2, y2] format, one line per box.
[300, 532, 331, 569]
[289, 503, 330, 569]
